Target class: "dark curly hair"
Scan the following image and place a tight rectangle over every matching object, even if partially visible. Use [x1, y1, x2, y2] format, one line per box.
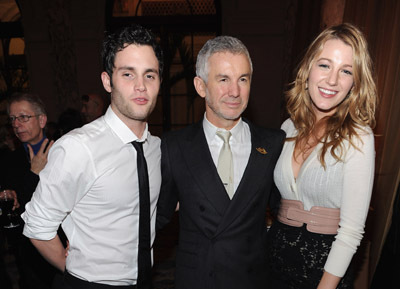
[101, 24, 163, 86]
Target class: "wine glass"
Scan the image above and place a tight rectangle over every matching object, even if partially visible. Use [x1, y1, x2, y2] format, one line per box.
[0, 190, 20, 229]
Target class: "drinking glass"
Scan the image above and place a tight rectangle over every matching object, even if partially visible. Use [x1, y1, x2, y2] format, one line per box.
[0, 190, 20, 228]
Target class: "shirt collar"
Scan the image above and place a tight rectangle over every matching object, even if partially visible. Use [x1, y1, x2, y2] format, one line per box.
[23, 134, 46, 155]
[104, 106, 149, 144]
[202, 113, 244, 142]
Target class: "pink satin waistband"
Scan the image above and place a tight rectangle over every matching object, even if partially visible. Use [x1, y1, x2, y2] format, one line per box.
[277, 199, 340, 235]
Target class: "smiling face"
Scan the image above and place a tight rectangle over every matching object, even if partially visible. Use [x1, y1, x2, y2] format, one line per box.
[308, 39, 354, 120]
[194, 52, 251, 130]
[9, 100, 46, 145]
[101, 44, 160, 134]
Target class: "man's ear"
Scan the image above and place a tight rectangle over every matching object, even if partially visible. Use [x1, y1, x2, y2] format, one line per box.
[39, 114, 47, 129]
[194, 76, 206, 98]
[101, 72, 112, 93]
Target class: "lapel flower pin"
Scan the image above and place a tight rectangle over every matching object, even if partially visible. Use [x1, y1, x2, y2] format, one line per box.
[256, 147, 267, 155]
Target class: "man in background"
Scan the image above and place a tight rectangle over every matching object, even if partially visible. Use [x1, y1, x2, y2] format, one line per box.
[6, 93, 54, 207]
[80, 93, 106, 123]
[4, 92, 56, 289]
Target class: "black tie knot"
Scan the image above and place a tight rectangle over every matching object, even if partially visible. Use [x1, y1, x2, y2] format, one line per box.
[131, 141, 144, 155]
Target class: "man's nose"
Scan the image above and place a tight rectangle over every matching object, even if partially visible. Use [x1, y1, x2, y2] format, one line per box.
[228, 83, 240, 97]
[134, 76, 147, 92]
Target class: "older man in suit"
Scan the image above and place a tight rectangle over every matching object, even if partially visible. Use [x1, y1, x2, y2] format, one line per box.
[156, 36, 285, 289]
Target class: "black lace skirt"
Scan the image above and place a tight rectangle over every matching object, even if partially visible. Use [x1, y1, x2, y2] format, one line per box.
[266, 221, 354, 289]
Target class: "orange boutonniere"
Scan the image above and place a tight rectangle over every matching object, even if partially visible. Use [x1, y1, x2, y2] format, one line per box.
[256, 147, 267, 155]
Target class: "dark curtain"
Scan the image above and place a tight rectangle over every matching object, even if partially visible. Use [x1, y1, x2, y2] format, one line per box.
[370, 182, 400, 288]
[343, 0, 400, 285]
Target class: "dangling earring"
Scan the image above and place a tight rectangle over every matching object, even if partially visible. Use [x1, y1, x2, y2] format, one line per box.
[305, 82, 308, 90]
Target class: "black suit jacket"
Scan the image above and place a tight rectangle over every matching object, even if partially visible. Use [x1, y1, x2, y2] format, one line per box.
[156, 120, 285, 289]
[3, 146, 39, 210]
[1, 145, 60, 288]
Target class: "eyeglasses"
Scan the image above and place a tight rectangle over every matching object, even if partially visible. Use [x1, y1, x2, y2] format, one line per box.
[8, 115, 41, 123]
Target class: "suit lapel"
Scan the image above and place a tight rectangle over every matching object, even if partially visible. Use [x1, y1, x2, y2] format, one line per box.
[215, 122, 273, 236]
[180, 122, 231, 216]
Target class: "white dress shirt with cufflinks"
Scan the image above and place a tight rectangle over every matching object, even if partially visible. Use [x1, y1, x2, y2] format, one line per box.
[22, 106, 161, 286]
[203, 115, 251, 194]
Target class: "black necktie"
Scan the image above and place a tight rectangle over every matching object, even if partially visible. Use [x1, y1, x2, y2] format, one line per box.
[131, 141, 152, 289]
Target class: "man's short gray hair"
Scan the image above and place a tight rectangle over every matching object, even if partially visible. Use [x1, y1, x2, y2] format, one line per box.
[195, 36, 253, 83]
[7, 92, 47, 116]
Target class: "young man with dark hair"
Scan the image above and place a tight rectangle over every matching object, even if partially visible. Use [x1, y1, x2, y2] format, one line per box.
[22, 24, 163, 289]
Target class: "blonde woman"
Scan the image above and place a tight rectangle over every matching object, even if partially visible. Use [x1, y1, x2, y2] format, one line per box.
[267, 23, 377, 289]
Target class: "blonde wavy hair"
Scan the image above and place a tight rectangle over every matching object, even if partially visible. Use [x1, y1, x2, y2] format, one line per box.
[286, 23, 377, 167]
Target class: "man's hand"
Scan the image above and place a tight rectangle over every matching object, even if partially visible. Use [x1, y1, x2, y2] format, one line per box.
[28, 138, 54, 175]
[9, 190, 20, 210]
[65, 240, 70, 257]
[0, 189, 20, 210]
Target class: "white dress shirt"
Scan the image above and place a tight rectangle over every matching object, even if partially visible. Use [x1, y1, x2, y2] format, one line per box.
[22, 106, 161, 286]
[203, 116, 251, 193]
[274, 118, 375, 277]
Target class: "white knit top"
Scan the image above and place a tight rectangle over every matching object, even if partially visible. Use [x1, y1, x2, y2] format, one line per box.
[273, 118, 375, 277]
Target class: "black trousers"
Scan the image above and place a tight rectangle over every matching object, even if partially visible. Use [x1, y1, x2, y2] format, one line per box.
[53, 271, 137, 289]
